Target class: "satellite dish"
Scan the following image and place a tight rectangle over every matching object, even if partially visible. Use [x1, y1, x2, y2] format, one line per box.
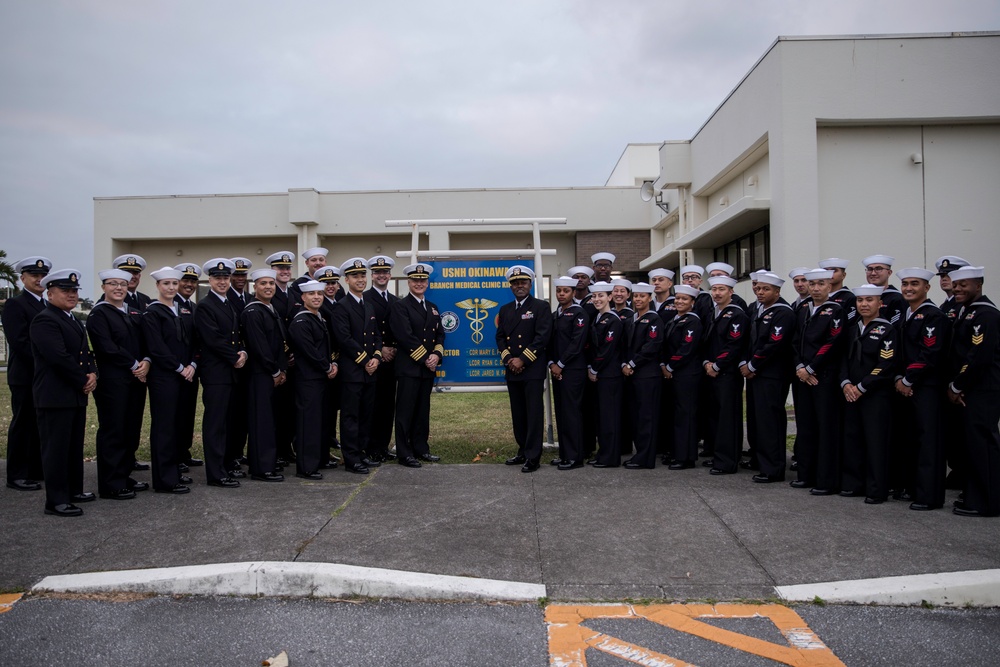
[640, 181, 655, 202]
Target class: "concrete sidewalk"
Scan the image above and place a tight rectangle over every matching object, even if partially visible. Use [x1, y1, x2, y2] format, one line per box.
[3, 460, 999, 603]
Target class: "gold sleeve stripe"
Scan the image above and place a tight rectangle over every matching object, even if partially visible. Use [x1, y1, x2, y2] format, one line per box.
[500, 349, 510, 360]
[434, 344, 445, 354]
[411, 345, 427, 360]
[870, 368, 882, 375]
[960, 364, 968, 373]
[356, 351, 367, 363]
[523, 349, 537, 362]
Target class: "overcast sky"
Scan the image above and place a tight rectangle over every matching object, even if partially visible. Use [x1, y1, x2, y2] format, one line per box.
[1, 1, 997, 292]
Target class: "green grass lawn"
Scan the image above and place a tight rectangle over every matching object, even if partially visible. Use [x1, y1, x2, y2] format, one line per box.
[0, 371, 793, 462]
[0, 373, 546, 464]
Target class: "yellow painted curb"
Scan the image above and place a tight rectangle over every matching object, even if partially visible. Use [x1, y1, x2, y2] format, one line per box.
[0, 593, 23, 615]
[546, 603, 846, 667]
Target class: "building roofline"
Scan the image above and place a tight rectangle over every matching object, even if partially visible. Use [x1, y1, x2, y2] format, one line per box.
[94, 185, 639, 202]
[690, 31, 1000, 142]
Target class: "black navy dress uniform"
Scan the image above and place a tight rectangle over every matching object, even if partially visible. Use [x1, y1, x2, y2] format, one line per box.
[172, 291, 200, 467]
[742, 301, 795, 480]
[623, 309, 664, 468]
[495, 283, 552, 468]
[829, 287, 859, 326]
[702, 302, 749, 473]
[792, 299, 846, 491]
[31, 288, 95, 514]
[654, 296, 677, 459]
[878, 285, 907, 327]
[662, 310, 703, 466]
[896, 297, 951, 509]
[367, 281, 401, 460]
[2, 261, 48, 489]
[226, 277, 252, 469]
[194, 262, 245, 486]
[241, 299, 289, 478]
[318, 292, 343, 459]
[288, 304, 336, 477]
[265, 251, 298, 462]
[947, 292, 1000, 516]
[547, 302, 589, 467]
[840, 316, 897, 501]
[87, 300, 148, 496]
[331, 280, 384, 471]
[390, 290, 446, 463]
[588, 310, 623, 467]
[143, 296, 196, 493]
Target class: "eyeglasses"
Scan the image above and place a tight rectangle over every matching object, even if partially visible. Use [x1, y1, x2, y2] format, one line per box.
[104, 281, 129, 288]
[681, 274, 701, 282]
[865, 267, 889, 273]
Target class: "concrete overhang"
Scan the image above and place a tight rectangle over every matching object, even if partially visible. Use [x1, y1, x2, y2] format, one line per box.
[639, 195, 770, 269]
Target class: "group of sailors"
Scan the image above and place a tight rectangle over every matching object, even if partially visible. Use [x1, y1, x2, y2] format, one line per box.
[496, 252, 999, 518]
[4, 246, 998, 519]
[3, 249, 444, 517]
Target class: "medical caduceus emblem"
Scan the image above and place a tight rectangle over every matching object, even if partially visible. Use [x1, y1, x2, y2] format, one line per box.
[455, 298, 499, 344]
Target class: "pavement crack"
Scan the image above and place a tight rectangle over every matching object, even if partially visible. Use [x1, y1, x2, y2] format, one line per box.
[293, 468, 379, 561]
[691, 487, 779, 587]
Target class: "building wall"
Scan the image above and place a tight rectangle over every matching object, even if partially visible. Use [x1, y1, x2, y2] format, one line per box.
[94, 186, 649, 297]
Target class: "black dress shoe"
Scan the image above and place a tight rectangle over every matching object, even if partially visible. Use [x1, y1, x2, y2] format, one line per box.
[624, 461, 651, 469]
[752, 473, 784, 483]
[179, 475, 194, 484]
[864, 497, 885, 505]
[45, 503, 83, 517]
[399, 457, 422, 468]
[590, 462, 614, 468]
[739, 460, 760, 471]
[228, 469, 247, 479]
[6, 479, 42, 491]
[701, 460, 714, 467]
[668, 461, 695, 470]
[505, 455, 526, 466]
[294, 471, 323, 480]
[276, 457, 290, 467]
[418, 453, 441, 463]
[839, 490, 863, 497]
[586, 458, 598, 465]
[251, 472, 284, 482]
[892, 490, 914, 501]
[361, 457, 382, 468]
[128, 480, 149, 492]
[789, 480, 810, 488]
[99, 488, 136, 500]
[953, 506, 997, 517]
[521, 460, 540, 473]
[789, 461, 799, 471]
[549, 458, 564, 466]
[321, 459, 340, 469]
[207, 478, 241, 488]
[557, 460, 584, 470]
[367, 452, 387, 463]
[155, 484, 190, 494]
[178, 462, 190, 473]
[184, 458, 204, 467]
[72, 492, 96, 503]
[810, 488, 835, 496]
[133, 461, 150, 471]
[709, 468, 731, 476]
[909, 502, 938, 511]
[346, 463, 370, 475]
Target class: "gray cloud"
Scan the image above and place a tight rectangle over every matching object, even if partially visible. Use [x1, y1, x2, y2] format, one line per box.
[1, 0, 997, 293]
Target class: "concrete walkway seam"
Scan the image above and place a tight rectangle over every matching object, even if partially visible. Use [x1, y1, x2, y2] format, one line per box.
[30, 561, 547, 602]
[775, 568, 1000, 607]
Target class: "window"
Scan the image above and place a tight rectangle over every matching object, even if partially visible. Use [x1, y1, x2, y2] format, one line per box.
[713, 225, 770, 279]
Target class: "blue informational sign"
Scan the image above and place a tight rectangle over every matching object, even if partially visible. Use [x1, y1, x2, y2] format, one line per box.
[426, 259, 534, 386]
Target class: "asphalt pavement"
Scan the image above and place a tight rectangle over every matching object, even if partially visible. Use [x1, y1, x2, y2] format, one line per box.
[3, 457, 1000, 602]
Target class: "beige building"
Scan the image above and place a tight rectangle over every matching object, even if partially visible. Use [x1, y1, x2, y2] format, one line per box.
[96, 32, 1000, 303]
